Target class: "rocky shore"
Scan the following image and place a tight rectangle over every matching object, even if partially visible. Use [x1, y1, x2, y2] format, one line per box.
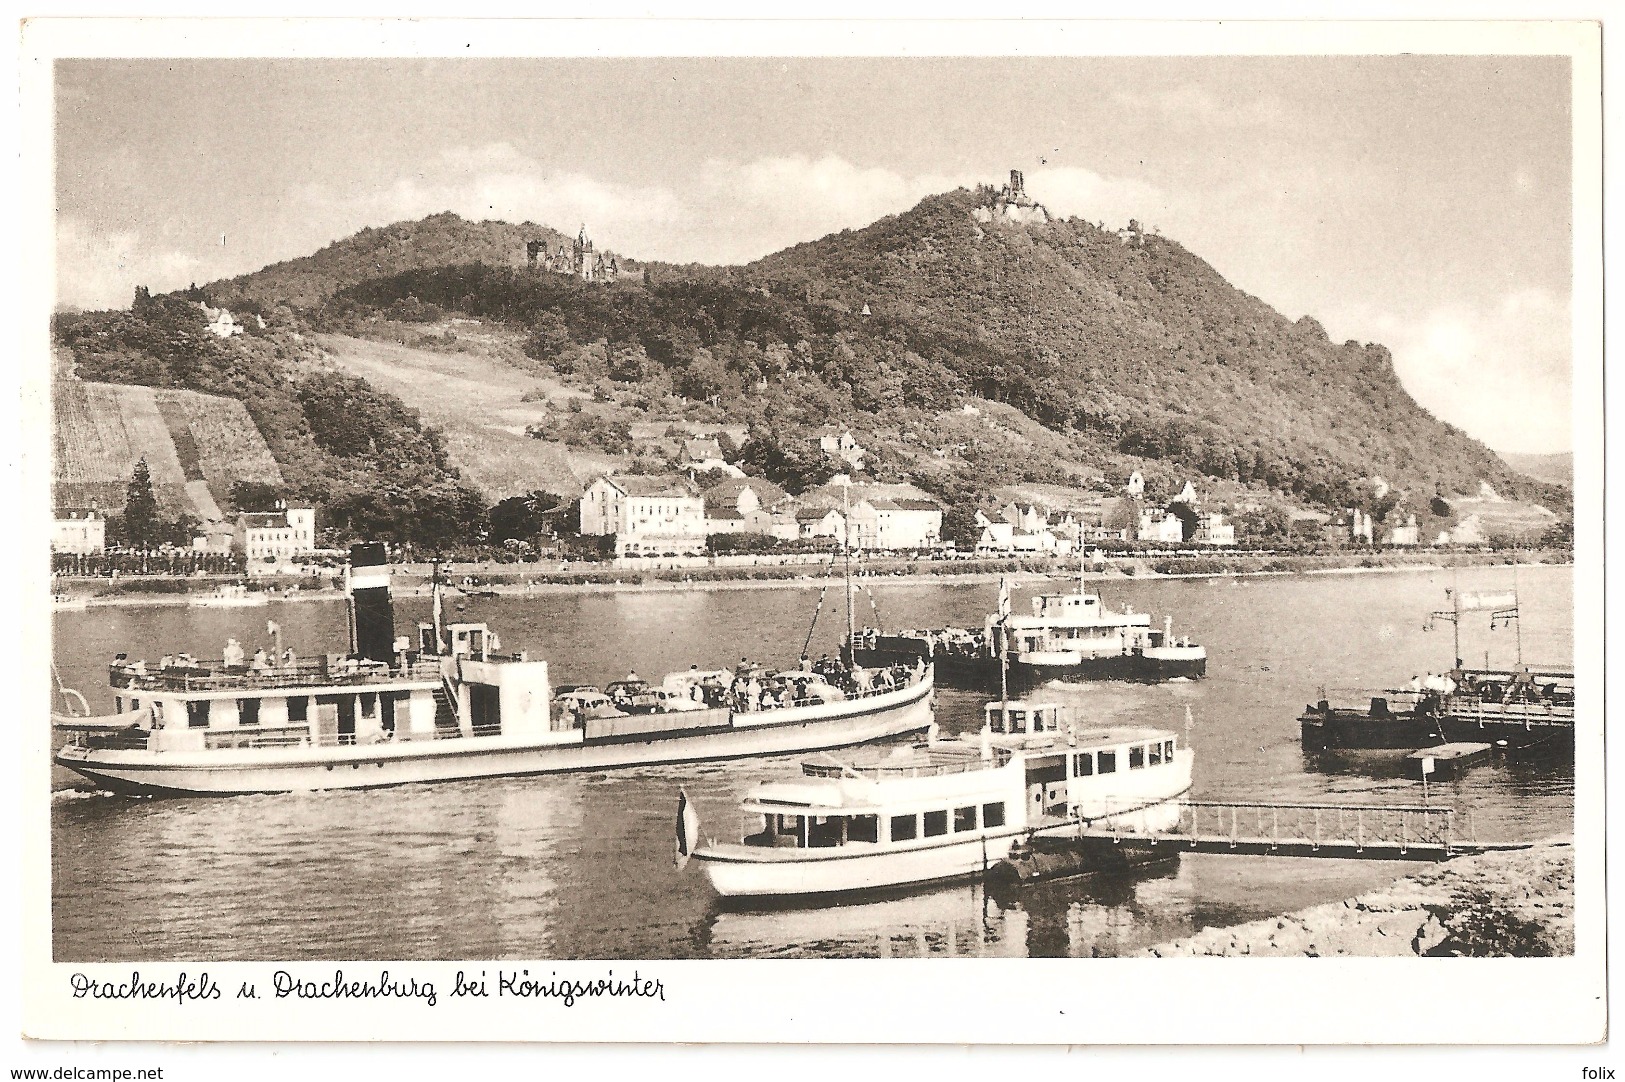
[1140, 838, 1574, 958]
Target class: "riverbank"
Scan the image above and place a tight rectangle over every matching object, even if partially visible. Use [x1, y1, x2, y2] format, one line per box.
[1138, 837, 1574, 957]
[52, 550, 1571, 608]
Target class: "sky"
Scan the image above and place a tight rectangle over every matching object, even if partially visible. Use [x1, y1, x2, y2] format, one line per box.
[54, 56, 1575, 455]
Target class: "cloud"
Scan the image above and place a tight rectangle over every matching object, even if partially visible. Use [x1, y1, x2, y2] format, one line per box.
[56, 217, 202, 311]
[1353, 290, 1572, 455]
[294, 143, 683, 253]
[1019, 166, 1181, 231]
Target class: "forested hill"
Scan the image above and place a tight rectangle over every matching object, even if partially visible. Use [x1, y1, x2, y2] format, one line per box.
[210, 213, 636, 311]
[314, 187, 1561, 514]
[744, 186, 1546, 506]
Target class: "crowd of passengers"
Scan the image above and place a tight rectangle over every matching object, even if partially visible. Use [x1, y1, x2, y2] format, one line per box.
[608, 655, 927, 715]
[852, 626, 990, 658]
[1405, 666, 1574, 710]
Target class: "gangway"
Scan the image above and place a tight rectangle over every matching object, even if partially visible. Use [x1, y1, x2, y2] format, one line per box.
[1075, 799, 1530, 862]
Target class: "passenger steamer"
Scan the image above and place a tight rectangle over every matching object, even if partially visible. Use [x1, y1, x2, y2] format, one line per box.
[848, 573, 1206, 691]
[687, 700, 1193, 899]
[52, 546, 934, 796]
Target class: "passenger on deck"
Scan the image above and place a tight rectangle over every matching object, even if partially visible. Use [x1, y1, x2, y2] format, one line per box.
[851, 665, 872, 692]
[799, 654, 813, 672]
[251, 647, 269, 671]
[223, 639, 245, 669]
[281, 647, 296, 669]
[159, 654, 175, 671]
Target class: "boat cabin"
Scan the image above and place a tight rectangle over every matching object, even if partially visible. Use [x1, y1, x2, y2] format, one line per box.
[91, 618, 558, 755]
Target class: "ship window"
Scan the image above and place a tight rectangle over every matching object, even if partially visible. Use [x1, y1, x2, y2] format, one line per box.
[890, 814, 918, 842]
[288, 696, 308, 723]
[923, 810, 948, 837]
[983, 802, 1006, 828]
[807, 816, 843, 848]
[239, 698, 260, 726]
[152, 702, 164, 722]
[360, 693, 377, 719]
[954, 806, 977, 832]
[848, 815, 879, 844]
[1165, 739, 1176, 759]
[1148, 742, 1162, 765]
[1098, 750, 1117, 774]
[989, 712, 1005, 734]
[115, 696, 123, 713]
[186, 699, 211, 729]
[1074, 752, 1094, 776]
[1129, 745, 1146, 769]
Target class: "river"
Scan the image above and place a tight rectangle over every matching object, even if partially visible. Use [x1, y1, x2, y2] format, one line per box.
[50, 564, 1574, 961]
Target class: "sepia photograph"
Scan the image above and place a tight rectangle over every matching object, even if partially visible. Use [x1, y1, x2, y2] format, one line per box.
[18, 16, 1605, 1055]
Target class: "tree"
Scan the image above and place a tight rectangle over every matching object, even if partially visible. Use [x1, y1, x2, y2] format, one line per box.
[123, 457, 161, 549]
[488, 491, 558, 544]
[230, 480, 282, 512]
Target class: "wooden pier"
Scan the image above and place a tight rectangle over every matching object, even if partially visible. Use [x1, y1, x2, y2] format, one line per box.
[1076, 800, 1530, 862]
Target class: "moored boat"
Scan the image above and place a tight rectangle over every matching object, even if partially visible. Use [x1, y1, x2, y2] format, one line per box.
[848, 572, 1206, 690]
[686, 699, 1194, 900]
[53, 545, 935, 796]
[191, 583, 269, 608]
[1299, 666, 1574, 752]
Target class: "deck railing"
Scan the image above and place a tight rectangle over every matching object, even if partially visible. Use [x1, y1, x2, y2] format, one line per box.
[109, 657, 446, 693]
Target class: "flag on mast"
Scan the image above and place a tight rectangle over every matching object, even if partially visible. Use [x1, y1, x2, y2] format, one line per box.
[997, 576, 1012, 619]
[675, 788, 702, 870]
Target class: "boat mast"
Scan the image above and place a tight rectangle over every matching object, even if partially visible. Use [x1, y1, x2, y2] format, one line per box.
[1513, 565, 1524, 666]
[998, 576, 1010, 728]
[344, 561, 358, 656]
[843, 485, 855, 653]
[432, 560, 445, 654]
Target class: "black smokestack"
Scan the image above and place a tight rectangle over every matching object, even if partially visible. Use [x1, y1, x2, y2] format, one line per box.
[349, 543, 394, 665]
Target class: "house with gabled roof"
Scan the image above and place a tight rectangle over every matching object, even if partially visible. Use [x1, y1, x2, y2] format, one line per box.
[580, 473, 707, 557]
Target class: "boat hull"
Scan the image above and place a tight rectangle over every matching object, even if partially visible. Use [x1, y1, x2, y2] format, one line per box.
[850, 646, 1205, 689]
[54, 678, 935, 796]
[1300, 707, 1570, 752]
[696, 791, 1189, 899]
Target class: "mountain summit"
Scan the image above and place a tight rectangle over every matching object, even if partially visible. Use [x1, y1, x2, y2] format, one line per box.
[194, 175, 1560, 521]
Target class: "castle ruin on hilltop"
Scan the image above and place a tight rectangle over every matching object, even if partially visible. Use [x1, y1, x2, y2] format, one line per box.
[973, 169, 1050, 226]
[526, 225, 621, 282]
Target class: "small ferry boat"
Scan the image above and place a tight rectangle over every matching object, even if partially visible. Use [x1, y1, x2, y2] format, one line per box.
[191, 583, 269, 608]
[52, 545, 935, 796]
[52, 593, 88, 612]
[686, 699, 1193, 899]
[848, 573, 1206, 691]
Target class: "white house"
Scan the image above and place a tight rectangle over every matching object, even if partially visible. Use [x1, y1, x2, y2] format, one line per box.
[1136, 510, 1186, 544]
[811, 427, 867, 470]
[702, 477, 798, 540]
[1195, 513, 1236, 547]
[581, 474, 707, 557]
[850, 498, 942, 550]
[1384, 514, 1421, 547]
[797, 507, 846, 542]
[234, 505, 317, 571]
[52, 509, 106, 554]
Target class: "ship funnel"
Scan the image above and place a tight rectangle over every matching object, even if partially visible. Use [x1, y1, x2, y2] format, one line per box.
[348, 542, 395, 665]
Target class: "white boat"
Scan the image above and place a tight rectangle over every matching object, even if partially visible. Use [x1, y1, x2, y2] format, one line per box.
[52, 593, 88, 611]
[191, 584, 269, 608]
[688, 699, 1193, 899]
[851, 566, 1207, 688]
[53, 546, 935, 796]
